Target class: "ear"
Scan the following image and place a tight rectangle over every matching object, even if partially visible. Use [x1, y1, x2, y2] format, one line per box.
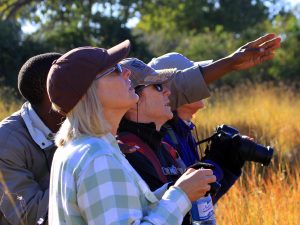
[137, 90, 146, 104]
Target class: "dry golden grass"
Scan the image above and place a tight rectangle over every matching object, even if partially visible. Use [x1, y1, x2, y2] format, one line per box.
[0, 83, 299, 224]
[194, 82, 300, 158]
[214, 163, 300, 225]
[0, 99, 20, 121]
[193, 83, 300, 225]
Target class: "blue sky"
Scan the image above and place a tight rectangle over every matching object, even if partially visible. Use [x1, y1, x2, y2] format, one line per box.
[290, 0, 300, 4]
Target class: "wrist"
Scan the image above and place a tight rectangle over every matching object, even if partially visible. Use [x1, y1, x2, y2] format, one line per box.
[219, 55, 236, 72]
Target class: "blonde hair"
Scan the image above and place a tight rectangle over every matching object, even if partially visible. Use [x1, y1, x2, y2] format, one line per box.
[54, 81, 111, 147]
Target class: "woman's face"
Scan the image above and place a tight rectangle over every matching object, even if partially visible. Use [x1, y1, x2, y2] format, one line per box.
[96, 65, 139, 110]
[139, 84, 173, 125]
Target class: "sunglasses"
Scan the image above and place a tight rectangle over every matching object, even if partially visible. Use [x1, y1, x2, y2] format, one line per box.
[135, 83, 163, 94]
[95, 63, 123, 80]
[153, 84, 163, 92]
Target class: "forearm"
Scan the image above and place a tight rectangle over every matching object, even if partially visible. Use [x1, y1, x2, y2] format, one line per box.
[202, 34, 281, 84]
[202, 56, 234, 84]
[145, 186, 191, 224]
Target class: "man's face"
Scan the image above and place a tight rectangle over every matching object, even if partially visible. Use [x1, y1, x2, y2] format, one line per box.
[138, 84, 173, 125]
[177, 100, 205, 118]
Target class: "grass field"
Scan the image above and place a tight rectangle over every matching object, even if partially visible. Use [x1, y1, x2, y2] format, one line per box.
[0, 83, 299, 224]
[193, 83, 300, 225]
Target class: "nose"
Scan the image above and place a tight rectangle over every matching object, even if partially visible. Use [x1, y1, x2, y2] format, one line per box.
[199, 100, 205, 109]
[163, 86, 171, 97]
[122, 66, 131, 80]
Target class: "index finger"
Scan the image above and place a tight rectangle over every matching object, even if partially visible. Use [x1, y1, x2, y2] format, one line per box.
[197, 168, 214, 176]
[247, 33, 277, 48]
[258, 36, 281, 49]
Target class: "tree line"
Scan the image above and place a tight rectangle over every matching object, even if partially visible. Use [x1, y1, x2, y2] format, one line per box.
[0, 0, 299, 94]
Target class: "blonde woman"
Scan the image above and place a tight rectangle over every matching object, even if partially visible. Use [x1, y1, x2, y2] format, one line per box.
[47, 40, 216, 225]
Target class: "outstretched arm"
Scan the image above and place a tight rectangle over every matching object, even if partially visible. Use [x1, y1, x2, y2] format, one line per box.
[202, 33, 281, 84]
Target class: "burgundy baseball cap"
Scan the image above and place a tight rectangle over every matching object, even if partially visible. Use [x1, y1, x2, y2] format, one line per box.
[47, 40, 130, 114]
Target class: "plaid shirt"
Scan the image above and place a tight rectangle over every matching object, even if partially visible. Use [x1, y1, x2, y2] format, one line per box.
[49, 134, 191, 225]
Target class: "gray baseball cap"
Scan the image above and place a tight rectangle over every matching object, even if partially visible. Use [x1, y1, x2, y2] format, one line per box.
[148, 52, 212, 70]
[120, 58, 176, 89]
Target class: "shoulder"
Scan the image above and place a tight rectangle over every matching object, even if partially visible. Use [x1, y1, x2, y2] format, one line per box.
[0, 110, 33, 155]
[54, 135, 119, 170]
[118, 132, 141, 145]
[117, 132, 151, 154]
[0, 110, 25, 136]
[60, 135, 116, 156]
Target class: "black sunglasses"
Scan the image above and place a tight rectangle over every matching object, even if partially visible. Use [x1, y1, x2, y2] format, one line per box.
[135, 84, 163, 94]
[95, 63, 123, 80]
[153, 84, 163, 92]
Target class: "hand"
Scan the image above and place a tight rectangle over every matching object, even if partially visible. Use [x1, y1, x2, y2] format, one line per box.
[203, 137, 244, 176]
[228, 33, 281, 71]
[174, 168, 216, 202]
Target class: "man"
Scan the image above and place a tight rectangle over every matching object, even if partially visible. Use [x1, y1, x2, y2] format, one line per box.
[0, 53, 64, 225]
[149, 34, 281, 183]
[151, 53, 242, 203]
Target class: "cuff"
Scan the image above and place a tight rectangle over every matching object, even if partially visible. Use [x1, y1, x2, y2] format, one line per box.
[163, 186, 192, 216]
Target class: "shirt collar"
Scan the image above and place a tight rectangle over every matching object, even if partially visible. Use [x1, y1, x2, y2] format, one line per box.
[179, 117, 195, 130]
[20, 102, 55, 150]
[183, 120, 192, 127]
[118, 118, 163, 150]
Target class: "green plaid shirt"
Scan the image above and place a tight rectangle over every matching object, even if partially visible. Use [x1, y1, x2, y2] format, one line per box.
[49, 134, 191, 224]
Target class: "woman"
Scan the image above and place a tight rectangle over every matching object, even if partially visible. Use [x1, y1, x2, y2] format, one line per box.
[47, 40, 216, 225]
[118, 57, 184, 192]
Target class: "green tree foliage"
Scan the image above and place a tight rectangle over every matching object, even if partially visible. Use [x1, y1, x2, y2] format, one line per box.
[0, 20, 21, 87]
[259, 14, 300, 81]
[137, 0, 270, 33]
[0, 0, 149, 54]
[0, 0, 152, 91]
[0, 0, 299, 92]
[136, 0, 300, 84]
[0, 20, 50, 91]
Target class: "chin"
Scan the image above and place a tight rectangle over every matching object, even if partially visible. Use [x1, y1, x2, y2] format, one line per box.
[133, 94, 139, 102]
[129, 93, 139, 103]
[167, 112, 173, 120]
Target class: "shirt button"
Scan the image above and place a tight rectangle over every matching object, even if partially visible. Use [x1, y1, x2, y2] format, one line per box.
[48, 133, 54, 140]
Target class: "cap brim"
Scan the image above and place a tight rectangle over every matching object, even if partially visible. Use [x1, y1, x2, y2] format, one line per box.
[143, 69, 176, 85]
[106, 40, 131, 68]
